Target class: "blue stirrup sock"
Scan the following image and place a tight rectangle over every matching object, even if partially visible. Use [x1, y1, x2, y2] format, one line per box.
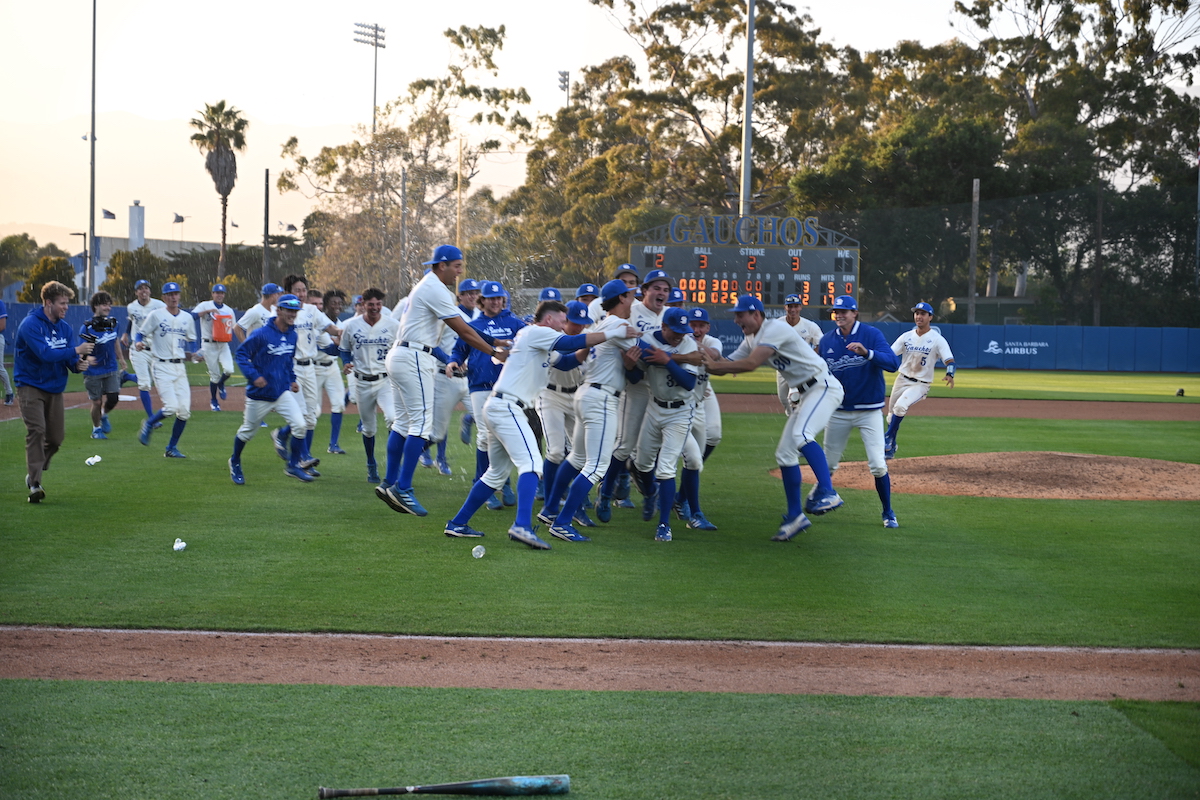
[147, 410, 167, 428]
[799, 441, 834, 494]
[384, 429, 405, 485]
[209, 383, 219, 402]
[545, 461, 579, 515]
[279, 425, 292, 441]
[139, 390, 153, 416]
[289, 433, 305, 468]
[886, 414, 903, 439]
[304, 429, 315, 458]
[475, 448, 489, 481]
[875, 474, 893, 516]
[600, 455, 625, 497]
[437, 437, 447, 459]
[231, 436, 246, 462]
[397, 435, 427, 490]
[542, 459, 561, 505]
[779, 464, 804, 520]
[682, 467, 701, 513]
[515, 471, 539, 530]
[363, 434, 376, 465]
[657, 478, 676, 525]
[329, 412, 343, 446]
[556, 473, 595, 526]
[167, 417, 187, 449]
[452, 479, 497, 526]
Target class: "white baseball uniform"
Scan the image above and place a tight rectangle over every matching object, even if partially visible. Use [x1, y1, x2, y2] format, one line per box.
[778, 314, 823, 413]
[315, 329, 346, 414]
[138, 307, 197, 420]
[236, 302, 275, 337]
[726, 317, 843, 467]
[191, 299, 235, 383]
[387, 273, 465, 439]
[126, 297, 166, 391]
[683, 333, 722, 471]
[611, 299, 664, 464]
[340, 314, 399, 438]
[291, 303, 336, 432]
[431, 316, 469, 444]
[565, 314, 639, 483]
[889, 327, 955, 418]
[536, 350, 584, 465]
[632, 332, 698, 481]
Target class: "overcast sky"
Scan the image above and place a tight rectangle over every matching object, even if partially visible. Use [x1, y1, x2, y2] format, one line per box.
[1, 0, 964, 247]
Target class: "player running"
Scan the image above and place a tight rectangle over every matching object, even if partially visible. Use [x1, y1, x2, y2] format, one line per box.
[135, 282, 201, 458]
[885, 302, 956, 459]
[191, 283, 236, 411]
[339, 288, 399, 484]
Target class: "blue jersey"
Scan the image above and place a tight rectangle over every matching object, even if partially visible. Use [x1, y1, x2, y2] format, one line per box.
[819, 320, 899, 411]
[80, 319, 120, 375]
[451, 309, 525, 393]
[13, 306, 82, 393]
[236, 317, 298, 402]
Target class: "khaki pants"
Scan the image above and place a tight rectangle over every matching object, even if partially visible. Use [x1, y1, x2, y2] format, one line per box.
[18, 385, 65, 485]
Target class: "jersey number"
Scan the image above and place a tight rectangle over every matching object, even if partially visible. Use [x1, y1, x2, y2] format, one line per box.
[771, 355, 792, 372]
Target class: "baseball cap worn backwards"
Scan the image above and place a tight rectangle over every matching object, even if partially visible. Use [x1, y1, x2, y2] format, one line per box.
[423, 244, 464, 265]
[565, 300, 592, 326]
[601, 278, 634, 302]
[731, 295, 764, 313]
[277, 294, 303, 311]
[912, 302, 934, 314]
[662, 308, 691, 334]
[832, 295, 857, 311]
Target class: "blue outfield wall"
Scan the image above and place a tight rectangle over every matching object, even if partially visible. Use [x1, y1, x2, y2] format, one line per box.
[707, 316, 1200, 373]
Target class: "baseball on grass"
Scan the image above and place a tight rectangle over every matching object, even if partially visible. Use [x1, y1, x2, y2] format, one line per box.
[173, 538, 187, 552]
[472, 545, 486, 558]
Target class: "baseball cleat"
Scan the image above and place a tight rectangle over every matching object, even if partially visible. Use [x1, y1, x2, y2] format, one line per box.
[299, 456, 321, 470]
[100, 415, 112, 434]
[138, 419, 152, 446]
[219, 385, 228, 400]
[285, 464, 315, 482]
[548, 524, 589, 543]
[328, 444, 347, 455]
[535, 479, 545, 501]
[486, 493, 504, 511]
[573, 509, 597, 528]
[615, 498, 636, 510]
[3, 394, 12, 406]
[595, 495, 612, 523]
[459, 413, 474, 445]
[210, 401, 221, 412]
[229, 458, 245, 485]
[508, 525, 551, 550]
[536, 509, 556, 526]
[641, 489, 658, 522]
[436, 456, 452, 476]
[355, 420, 364, 434]
[26, 475, 45, 503]
[164, 447, 187, 458]
[366, 464, 380, 484]
[883, 512, 899, 529]
[654, 523, 672, 542]
[91, 428, 107, 439]
[806, 489, 844, 516]
[375, 484, 402, 509]
[674, 497, 692, 521]
[772, 513, 812, 542]
[419, 449, 434, 469]
[613, 472, 631, 501]
[502, 481, 516, 507]
[152, 420, 163, 429]
[390, 487, 428, 516]
[687, 512, 718, 531]
[304, 466, 321, 478]
[630, 465, 653, 497]
[883, 435, 896, 460]
[271, 429, 288, 460]
[444, 521, 486, 538]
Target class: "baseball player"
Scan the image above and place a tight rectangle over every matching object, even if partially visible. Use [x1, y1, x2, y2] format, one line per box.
[234, 282, 282, 341]
[618, 307, 699, 543]
[228, 293, 314, 484]
[534, 300, 591, 527]
[687, 306, 724, 463]
[123, 278, 166, 422]
[135, 281, 200, 458]
[446, 299, 636, 549]
[540, 279, 640, 537]
[818, 295, 902, 527]
[376, 245, 511, 518]
[598, 267, 673, 516]
[338, 288, 399, 484]
[666, 287, 686, 307]
[454, 279, 482, 450]
[885, 301, 957, 459]
[586, 264, 639, 327]
[306, 290, 349, 455]
[0, 297, 13, 405]
[705, 294, 845, 541]
[674, 306, 723, 529]
[270, 275, 341, 476]
[80, 291, 122, 439]
[421, 279, 481, 475]
[777, 293, 823, 414]
[446, 280, 526, 510]
[191, 283, 236, 411]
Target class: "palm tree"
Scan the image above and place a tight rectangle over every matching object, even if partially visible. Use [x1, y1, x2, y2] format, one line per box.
[190, 100, 248, 280]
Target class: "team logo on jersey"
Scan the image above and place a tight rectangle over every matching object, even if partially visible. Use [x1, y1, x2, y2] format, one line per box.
[267, 342, 296, 356]
[42, 334, 70, 349]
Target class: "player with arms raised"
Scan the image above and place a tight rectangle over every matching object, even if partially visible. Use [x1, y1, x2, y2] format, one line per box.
[885, 302, 956, 459]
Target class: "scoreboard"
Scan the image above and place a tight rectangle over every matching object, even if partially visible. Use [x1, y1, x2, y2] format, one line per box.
[629, 215, 859, 310]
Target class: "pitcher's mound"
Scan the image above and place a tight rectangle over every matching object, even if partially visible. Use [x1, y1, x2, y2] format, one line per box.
[771, 452, 1200, 501]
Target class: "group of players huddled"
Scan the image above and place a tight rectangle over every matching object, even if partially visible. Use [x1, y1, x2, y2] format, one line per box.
[58, 242, 954, 545]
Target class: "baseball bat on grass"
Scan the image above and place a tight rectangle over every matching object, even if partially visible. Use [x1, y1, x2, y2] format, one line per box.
[318, 774, 570, 798]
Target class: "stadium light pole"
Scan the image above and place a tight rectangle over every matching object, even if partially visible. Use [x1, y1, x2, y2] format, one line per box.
[86, 0, 97, 299]
[353, 23, 386, 137]
[738, 0, 756, 219]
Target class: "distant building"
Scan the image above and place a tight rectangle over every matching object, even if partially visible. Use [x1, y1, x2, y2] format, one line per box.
[69, 201, 219, 289]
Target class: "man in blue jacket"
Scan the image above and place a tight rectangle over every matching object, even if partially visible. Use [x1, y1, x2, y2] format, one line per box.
[14, 281, 95, 502]
[227, 294, 312, 484]
[816, 295, 902, 528]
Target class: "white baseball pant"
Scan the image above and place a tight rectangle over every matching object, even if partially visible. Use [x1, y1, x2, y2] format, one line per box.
[682, 401, 706, 472]
[611, 381, 651, 462]
[236, 391, 307, 440]
[431, 372, 468, 442]
[150, 360, 191, 420]
[293, 362, 320, 431]
[479, 393, 543, 489]
[387, 345, 437, 439]
[201, 341, 234, 383]
[317, 360, 346, 413]
[823, 408, 888, 477]
[535, 385, 576, 463]
[888, 373, 931, 420]
[775, 375, 843, 467]
[633, 400, 695, 481]
[353, 374, 394, 438]
[703, 391, 722, 447]
[130, 347, 154, 391]
[565, 383, 622, 484]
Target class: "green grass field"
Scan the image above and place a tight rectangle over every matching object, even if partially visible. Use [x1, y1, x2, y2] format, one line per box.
[1, 370, 1197, 798]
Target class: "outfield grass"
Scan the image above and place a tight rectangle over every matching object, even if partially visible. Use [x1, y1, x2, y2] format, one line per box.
[1, 681, 1196, 800]
[2, 409, 1196, 647]
[710, 367, 1200, 402]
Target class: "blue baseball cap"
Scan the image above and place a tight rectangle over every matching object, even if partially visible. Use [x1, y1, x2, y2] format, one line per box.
[731, 295, 764, 313]
[423, 244, 464, 265]
[134, 279, 150, 289]
[457, 278, 480, 293]
[613, 263, 639, 280]
[642, 269, 671, 288]
[688, 307, 710, 323]
[480, 281, 507, 299]
[212, 283, 227, 293]
[601, 278, 634, 302]
[277, 294, 303, 311]
[161, 281, 181, 294]
[784, 293, 802, 305]
[565, 300, 592, 326]
[662, 307, 691, 334]
[352, 294, 364, 305]
[832, 295, 857, 311]
[912, 301, 934, 314]
[575, 283, 599, 299]
[539, 287, 563, 301]
[261, 282, 282, 296]
[667, 287, 685, 305]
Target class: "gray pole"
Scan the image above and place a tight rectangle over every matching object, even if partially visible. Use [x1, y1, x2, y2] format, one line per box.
[262, 168, 270, 286]
[967, 178, 980, 325]
[87, 0, 97, 297]
[1195, 122, 1199, 288]
[738, 0, 756, 218]
[400, 166, 408, 292]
